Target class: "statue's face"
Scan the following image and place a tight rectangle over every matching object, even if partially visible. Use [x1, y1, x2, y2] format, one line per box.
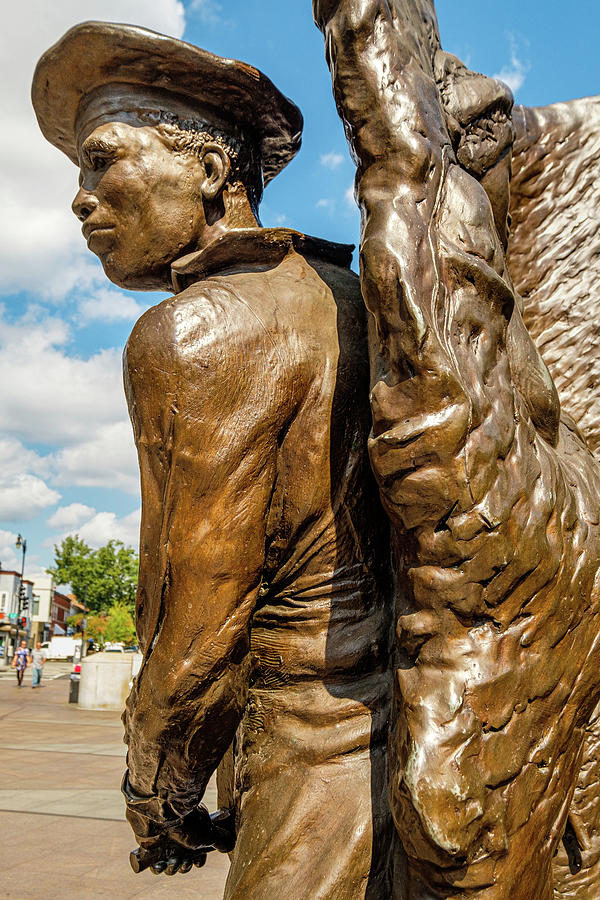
[73, 120, 206, 290]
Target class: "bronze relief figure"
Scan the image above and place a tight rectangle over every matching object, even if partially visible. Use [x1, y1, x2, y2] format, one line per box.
[314, 1, 600, 897]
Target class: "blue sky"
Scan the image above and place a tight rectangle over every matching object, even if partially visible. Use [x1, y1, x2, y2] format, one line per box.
[1, 0, 598, 579]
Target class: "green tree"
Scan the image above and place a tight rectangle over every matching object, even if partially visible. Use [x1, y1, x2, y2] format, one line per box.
[67, 611, 111, 648]
[104, 603, 136, 645]
[48, 535, 139, 615]
[66, 612, 85, 633]
[82, 613, 109, 646]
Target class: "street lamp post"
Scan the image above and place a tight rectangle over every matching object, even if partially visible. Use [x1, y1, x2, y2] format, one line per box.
[81, 586, 88, 661]
[14, 534, 27, 652]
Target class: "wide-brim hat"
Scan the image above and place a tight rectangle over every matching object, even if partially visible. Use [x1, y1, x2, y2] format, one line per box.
[32, 21, 303, 186]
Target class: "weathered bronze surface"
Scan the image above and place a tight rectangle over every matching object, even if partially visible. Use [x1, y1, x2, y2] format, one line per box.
[509, 97, 600, 455]
[508, 92, 600, 900]
[33, 21, 394, 898]
[314, 1, 600, 897]
[32, 8, 600, 899]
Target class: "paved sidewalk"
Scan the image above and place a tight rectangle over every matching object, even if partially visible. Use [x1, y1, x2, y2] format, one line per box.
[0, 675, 229, 899]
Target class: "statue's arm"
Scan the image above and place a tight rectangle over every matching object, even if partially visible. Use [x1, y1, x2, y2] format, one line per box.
[315, 0, 489, 530]
[121, 295, 281, 838]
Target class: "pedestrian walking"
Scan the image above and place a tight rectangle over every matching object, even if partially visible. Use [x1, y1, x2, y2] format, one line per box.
[31, 642, 47, 688]
[11, 640, 29, 687]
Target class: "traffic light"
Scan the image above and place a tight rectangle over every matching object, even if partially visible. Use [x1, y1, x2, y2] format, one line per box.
[20, 617, 26, 629]
[19, 583, 28, 610]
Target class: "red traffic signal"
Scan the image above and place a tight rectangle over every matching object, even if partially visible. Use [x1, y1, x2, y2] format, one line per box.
[19, 617, 27, 628]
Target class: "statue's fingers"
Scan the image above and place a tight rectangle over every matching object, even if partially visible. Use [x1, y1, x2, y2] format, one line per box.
[179, 859, 193, 874]
[164, 855, 180, 876]
[193, 852, 208, 868]
[151, 860, 167, 874]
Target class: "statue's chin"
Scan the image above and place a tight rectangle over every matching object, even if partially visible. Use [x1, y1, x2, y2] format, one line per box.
[100, 256, 173, 293]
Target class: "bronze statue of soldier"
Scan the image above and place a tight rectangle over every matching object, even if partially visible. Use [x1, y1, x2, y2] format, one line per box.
[32, 21, 394, 900]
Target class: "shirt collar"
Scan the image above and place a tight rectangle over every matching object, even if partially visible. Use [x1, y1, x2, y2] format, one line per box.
[170, 227, 354, 292]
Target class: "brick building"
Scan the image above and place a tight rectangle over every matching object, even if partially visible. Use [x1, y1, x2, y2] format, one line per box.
[51, 590, 71, 636]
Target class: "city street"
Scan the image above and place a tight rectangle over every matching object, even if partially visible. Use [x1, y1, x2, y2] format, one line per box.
[0, 661, 72, 682]
[0, 667, 229, 899]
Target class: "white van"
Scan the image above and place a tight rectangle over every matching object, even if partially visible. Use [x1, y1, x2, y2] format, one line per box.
[41, 636, 78, 661]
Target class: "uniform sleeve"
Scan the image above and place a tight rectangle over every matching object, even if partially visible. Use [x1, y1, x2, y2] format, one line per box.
[121, 290, 289, 829]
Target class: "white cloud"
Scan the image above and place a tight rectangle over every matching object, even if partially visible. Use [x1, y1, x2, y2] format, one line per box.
[0, 0, 185, 299]
[189, 0, 222, 23]
[68, 509, 141, 549]
[0, 438, 50, 480]
[46, 503, 96, 530]
[0, 530, 20, 572]
[0, 310, 127, 445]
[0, 439, 59, 521]
[493, 35, 530, 95]
[52, 422, 139, 495]
[0, 475, 60, 522]
[320, 151, 344, 170]
[261, 206, 288, 227]
[47, 507, 141, 551]
[318, 186, 358, 216]
[0, 310, 138, 504]
[77, 288, 145, 324]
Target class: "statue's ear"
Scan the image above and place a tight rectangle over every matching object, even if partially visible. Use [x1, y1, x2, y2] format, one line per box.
[199, 142, 231, 200]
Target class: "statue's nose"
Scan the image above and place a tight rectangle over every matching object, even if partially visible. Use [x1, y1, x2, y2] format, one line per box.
[72, 187, 98, 222]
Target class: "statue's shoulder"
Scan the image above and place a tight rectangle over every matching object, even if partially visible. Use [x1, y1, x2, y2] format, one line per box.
[170, 278, 282, 351]
[125, 278, 278, 373]
[125, 297, 174, 368]
[171, 227, 360, 315]
[125, 228, 360, 375]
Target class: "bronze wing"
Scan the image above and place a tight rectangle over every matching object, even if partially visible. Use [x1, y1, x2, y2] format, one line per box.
[508, 96, 600, 453]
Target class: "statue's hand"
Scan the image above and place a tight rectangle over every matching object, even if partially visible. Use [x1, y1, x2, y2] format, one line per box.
[122, 772, 235, 876]
[433, 49, 514, 246]
[130, 805, 212, 875]
[129, 806, 235, 876]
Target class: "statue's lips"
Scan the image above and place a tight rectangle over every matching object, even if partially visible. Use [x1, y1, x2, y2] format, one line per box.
[83, 224, 115, 250]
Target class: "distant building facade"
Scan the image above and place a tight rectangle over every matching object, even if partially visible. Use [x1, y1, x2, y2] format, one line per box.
[51, 590, 71, 635]
[29, 576, 78, 644]
[0, 570, 33, 662]
[68, 594, 87, 619]
[0, 569, 89, 662]
[30, 573, 54, 645]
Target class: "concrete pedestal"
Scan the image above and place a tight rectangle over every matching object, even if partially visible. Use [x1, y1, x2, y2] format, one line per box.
[78, 651, 143, 710]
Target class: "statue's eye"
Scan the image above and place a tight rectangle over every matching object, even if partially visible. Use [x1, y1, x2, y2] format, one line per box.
[88, 150, 111, 171]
